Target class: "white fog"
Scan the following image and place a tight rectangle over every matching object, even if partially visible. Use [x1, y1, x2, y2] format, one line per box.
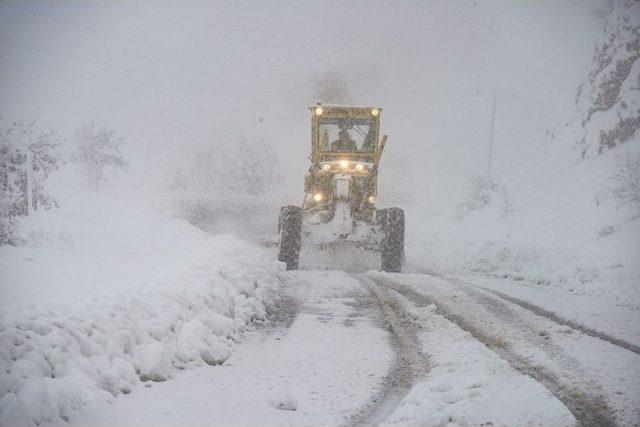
[1, 1, 639, 426]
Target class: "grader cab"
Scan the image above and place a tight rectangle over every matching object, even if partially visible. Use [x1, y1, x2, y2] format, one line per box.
[278, 104, 405, 272]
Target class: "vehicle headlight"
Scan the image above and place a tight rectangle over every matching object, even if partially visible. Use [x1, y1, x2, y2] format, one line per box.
[314, 193, 323, 202]
[322, 164, 331, 171]
[315, 107, 323, 116]
[371, 108, 379, 117]
[368, 195, 376, 204]
[339, 159, 349, 169]
[355, 164, 364, 172]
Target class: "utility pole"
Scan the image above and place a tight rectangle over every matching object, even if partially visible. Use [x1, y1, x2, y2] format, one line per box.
[487, 90, 497, 181]
[26, 148, 34, 220]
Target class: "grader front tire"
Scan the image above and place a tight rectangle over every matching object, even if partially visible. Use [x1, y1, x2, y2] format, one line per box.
[379, 207, 405, 273]
[278, 206, 302, 271]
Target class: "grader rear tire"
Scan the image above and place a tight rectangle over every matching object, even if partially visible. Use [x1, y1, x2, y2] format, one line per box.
[278, 206, 302, 271]
[379, 207, 405, 273]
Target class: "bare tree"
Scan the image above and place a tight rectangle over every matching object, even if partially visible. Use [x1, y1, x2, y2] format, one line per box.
[311, 70, 352, 104]
[72, 125, 128, 190]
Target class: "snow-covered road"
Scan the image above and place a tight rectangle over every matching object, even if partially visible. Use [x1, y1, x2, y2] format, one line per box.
[57, 271, 393, 427]
[45, 268, 640, 426]
[368, 272, 639, 426]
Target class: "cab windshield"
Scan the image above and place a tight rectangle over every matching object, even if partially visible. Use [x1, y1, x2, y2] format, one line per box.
[318, 117, 376, 153]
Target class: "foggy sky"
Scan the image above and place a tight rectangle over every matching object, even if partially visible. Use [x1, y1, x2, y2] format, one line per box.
[0, 0, 600, 207]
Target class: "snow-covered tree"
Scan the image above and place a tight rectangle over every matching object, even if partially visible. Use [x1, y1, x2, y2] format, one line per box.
[0, 119, 63, 244]
[171, 138, 283, 234]
[458, 173, 512, 216]
[234, 138, 283, 196]
[612, 151, 640, 210]
[72, 125, 128, 190]
[311, 70, 352, 104]
[175, 138, 282, 196]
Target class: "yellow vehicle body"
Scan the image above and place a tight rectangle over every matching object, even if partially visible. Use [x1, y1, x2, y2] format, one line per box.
[304, 104, 388, 223]
[277, 103, 404, 273]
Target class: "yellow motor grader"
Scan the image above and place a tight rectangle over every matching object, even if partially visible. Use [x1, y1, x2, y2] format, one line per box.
[278, 103, 404, 272]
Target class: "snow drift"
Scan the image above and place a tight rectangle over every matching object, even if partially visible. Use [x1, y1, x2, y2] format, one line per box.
[0, 179, 282, 426]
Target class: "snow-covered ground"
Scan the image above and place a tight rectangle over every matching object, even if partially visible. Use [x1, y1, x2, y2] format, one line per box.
[404, 138, 640, 312]
[47, 270, 586, 427]
[0, 183, 281, 426]
[1, 2, 638, 425]
[367, 275, 576, 427]
[2, 180, 638, 425]
[443, 272, 640, 350]
[370, 271, 640, 425]
[49, 271, 393, 427]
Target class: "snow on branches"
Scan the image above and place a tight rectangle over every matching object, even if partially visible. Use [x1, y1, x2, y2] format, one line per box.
[0, 119, 63, 244]
[612, 151, 640, 210]
[458, 173, 512, 217]
[72, 125, 128, 190]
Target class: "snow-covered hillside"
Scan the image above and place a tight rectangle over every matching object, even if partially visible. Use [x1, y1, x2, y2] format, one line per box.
[569, 0, 640, 157]
[405, 1, 640, 310]
[0, 176, 282, 426]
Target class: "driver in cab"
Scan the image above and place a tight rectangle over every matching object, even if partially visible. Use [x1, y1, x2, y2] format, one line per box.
[330, 129, 357, 152]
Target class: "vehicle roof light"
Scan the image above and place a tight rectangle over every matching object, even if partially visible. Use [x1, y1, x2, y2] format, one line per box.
[315, 107, 323, 115]
[371, 108, 379, 116]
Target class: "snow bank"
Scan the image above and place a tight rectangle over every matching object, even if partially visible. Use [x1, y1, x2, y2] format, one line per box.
[0, 181, 282, 426]
[405, 145, 640, 310]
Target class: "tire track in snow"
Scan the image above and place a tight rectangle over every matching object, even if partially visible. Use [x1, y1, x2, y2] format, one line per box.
[369, 275, 617, 427]
[478, 286, 640, 355]
[259, 293, 302, 330]
[426, 272, 640, 356]
[348, 276, 429, 426]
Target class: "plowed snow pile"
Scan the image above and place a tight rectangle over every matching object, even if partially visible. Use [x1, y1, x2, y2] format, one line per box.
[0, 183, 281, 426]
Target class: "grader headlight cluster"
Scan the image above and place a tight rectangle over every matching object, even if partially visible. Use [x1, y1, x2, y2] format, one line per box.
[320, 161, 369, 172]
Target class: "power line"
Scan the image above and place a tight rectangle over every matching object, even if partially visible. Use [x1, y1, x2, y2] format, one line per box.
[0, 54, 246, 96]
[0, 37, 501, 105]
[0, 38, 157, 77]
[1, 3, 522, 107]
[3, 2, 193, 55]
[1, 1, 309, 84]
[2, 51, 523, 114]
[0, 37, 304, 99]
